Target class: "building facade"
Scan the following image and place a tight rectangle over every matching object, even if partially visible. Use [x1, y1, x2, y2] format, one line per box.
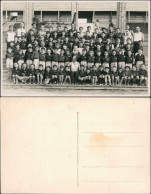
[2, 1, 149, 32]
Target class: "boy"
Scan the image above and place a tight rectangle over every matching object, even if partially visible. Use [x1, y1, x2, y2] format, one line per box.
[6, 25, 16, 46]
[90, 65, 98, 85]
[95, 50, 102, 69]
[79, 49, 87, 69]
[118, 48, 126, 70]
[70, 56, 80, 85]
[36, 64, 44, 84]
[87, 50, 95, 69]
[44, 66, 51, 84]
[20, 36, 27, 55]
[58, 65, 65, 84]
[78, 65, 85, 85]
[138, 64, 148, 86]
[104, 67, 111, 86]
[24, 47, 33, 69]
[51, 64, 58, 84]
[123, 66, 131, 86]
[28, 64, 36, 84]
[39, 48, 46, 70]
[118, 67, 124, 85]
[111, 66, 119, 85]
[32, 46, 40, 70]
[45, 48, 52, 68]
[125, 50, 133, 69]
[58, 50, 65, 68]
[17, 63, 29, 84]
[130, 65, 139, 86]
[12, 63, 20, 84]
[110, 50, 118, 70]
[6, 47, 14, 79]
[17, 49, 25, 69]
[64, 49, 72, 67]
[84, 68, 91, 85]
[51, 49, 59, 68]
[102, 51, 110, 68]
[64, 66, 71, 84]
[135, 49, 145, 71]
[97, 65, 105, 85]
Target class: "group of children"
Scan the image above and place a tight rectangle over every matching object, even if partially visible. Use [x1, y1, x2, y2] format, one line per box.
[5, 23, 148, 86]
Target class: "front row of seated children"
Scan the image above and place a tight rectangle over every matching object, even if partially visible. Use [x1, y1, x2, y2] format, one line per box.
[12, 63, 148, 86]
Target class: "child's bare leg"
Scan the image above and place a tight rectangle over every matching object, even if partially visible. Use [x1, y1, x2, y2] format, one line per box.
[33, 76, 35, 84]
[37, 74, 40, 83]
[108, 76, 111, 85]
[40, 74, 43, 84]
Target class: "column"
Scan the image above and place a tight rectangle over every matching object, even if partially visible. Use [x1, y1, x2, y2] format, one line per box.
[116, 2, 127, 32]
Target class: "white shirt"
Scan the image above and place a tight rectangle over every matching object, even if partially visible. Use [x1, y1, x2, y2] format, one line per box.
[16, 28, 26, 37]
[7, 31, 16, 42]
[70, 62, 80, 72]
[134, 32, 144, 42]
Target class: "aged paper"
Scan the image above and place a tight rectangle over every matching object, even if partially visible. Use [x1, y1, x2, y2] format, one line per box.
[1, 98, 150, 193]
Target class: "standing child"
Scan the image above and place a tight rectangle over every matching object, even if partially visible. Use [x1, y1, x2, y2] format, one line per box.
[58, 50, 65, 69]
[104, 67, 111, 86]
[125, 50, 133, 69]
[87, 50, 95, 69]
[51, 49, 59, 68]
[44, 66, 51, 84]
[70, 56, 80, 85]
[138, 64, 148, 86]
[39, 48, 46, 70]
[64, 66, 71, 84]
[118, 48, 126, 70]
[12, 63, 20, 84]
[51, 64, 58, 84]
[45, 48, 52, 68]
[36, 64, 44, 84]
[17, 49, 25, 69]
[78, 65, 85, 85]
[90, 65, 98, 85]
[6, 47, 14, 80]
[28, 64, 36, 84]
[6, 25, 16, 47]
[58, 65, 65, 84]
[24, 47, 33, 69]
[111, 66, 119, 85]
[97, 65, 105, 85]
[32, 46, 40, 70]
[17, 63, 29, 84]
[135, 49, 145, 71]
[102, 51, 110, 68]
[123, 66, 131, 85]
[110, 50, 118, 70]
[130, 65, 139, 86]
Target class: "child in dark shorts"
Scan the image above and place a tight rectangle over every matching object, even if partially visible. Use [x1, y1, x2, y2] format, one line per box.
[130, 65, 139, 85]
[98, 65, 105, 85]
[111, 66, 119, 85]
[90, 65, 98, 85]
[78, 65, 85, 85]
[64, 66, 71, 84]
[12, 63, 20, 84]
[58, 65, 65, 84]
[51, 64, 58, 84]
[84, 68, 91, 85]
[17, 63, 29, 84]
[44, 66, 51, 84]
[28, 64, 36, 84]
[138, 64, 148, 86]
[123, 66, 131, 86]
[104, 67, 111, 86]
[118, 67, 124, 85]
[36, 64, 44, 84]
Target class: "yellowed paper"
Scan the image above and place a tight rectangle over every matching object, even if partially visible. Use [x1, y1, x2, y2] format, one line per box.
[1, 98, 150, 193]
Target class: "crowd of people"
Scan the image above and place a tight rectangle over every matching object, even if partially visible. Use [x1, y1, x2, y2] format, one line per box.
[5, 21, 148, 86]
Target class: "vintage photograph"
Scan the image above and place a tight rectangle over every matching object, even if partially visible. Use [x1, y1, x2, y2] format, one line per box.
[1, 1, 150, 96]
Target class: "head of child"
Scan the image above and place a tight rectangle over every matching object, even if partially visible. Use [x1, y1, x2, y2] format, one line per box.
[46, 66, 50, 72]
[79, 27, 83, 32]
[31, 64, 35, 70]
[117, 28, 120, 33]
[14, 63, 18, 68]
[39, 64, 43, 70]
[105, 45, 110, 51]
[62, 44, 67, 50]
[96, 50, 101, 56]
[104, 51, 108, 57]
[21, 36, 26, 42]
[31, 35, 35, 41]
[28, 47, 33, 53]
[99, 65, 104, 71]
[10, 41, 14, 47]
[66, 50, 70, 55]
[125, 66, 130, 72]
[40, 25, 45, 31]
[141, 64, 145, 70]
[73, 45, 78, 51]
[48, 41, 53, 47]
[60, 49, 64, 56]
[35, 46, 39, 52]
[95, 28, 99, 34]
[7, 47, 12, 53]
[79, 42, 83, 48]
[41, 48, 45, 54]
[19, 49, 23, 55]
[16, 44, 20, 50]
[69, 31, 73, 37]
[116, 38, 121, 44]
[46, 31, 50, 37]
[60, 65, 64, 71]
[89, 50, 94, 56]
[53, 65, 57, 71]
[9, 25, 14, 31]
[49, 26, 53, 32]
[62, 31, 65, 36]
[65, 66, 70, 72]
[40, 41, 45, 47]
[14, 36, 18, 42]
[121, 48, 125, 55]
[106, 38, 111, 44]
[64, 26, 68, 32]
[29, 29, 34, 36]
[127, 38, 132, 44]
[22, 63, 27, 69]
[112, 50, 116, 56]
[72, 56, 77, 62]
[86, 31, 90, 36]
[128, 50, 132, 56]
[54, 48, 58, 54]
[55, 43, 60, 49]
[119, 67, 123, 73]
[132, 65, 137, 71]
[80, 65, 84, 71]
[96, 44, 101, 50]
[65, 37, 69, 42]
[138, 49, 143, 55]
[93, 65, 97, 71]
[105, 67, 109, 73]
[87, 26, 91, 32]
[112, 66, 117, 72]
[47, 48, 51, 54]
